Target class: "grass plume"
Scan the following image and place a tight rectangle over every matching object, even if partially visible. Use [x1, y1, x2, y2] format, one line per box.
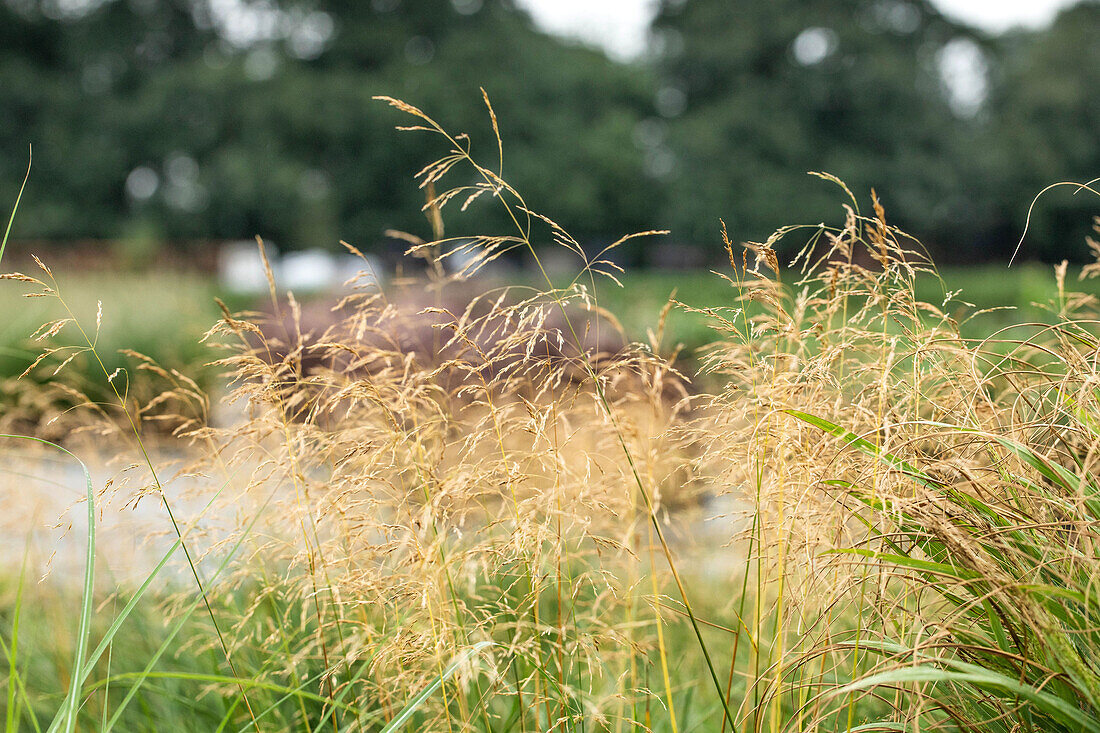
[2, 99, 1100, 732]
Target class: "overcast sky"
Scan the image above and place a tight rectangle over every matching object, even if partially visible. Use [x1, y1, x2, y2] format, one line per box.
[515, 0, 1086, 60]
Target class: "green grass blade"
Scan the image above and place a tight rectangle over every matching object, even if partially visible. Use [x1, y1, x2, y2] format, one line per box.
[5, 549, 29, 733]
[213, 695, 244, 733]
[380, 641, 493, 733]
[0, 628, 43, 733]
[2, 461, 246, 733]
[981, 599, 1009, 655]
[825, 548, 980, 582]
[310, 643, 392, 732]
[78, 470, 241, 682]
[836, 663, 1100, 733]
[101, 483, 279, 731]
[986, 435, 1100, 518]
[0, 145, 31, 266]
[240, 668, 329, 731]
[783, 410, 943, 491]
[2, 451, 241, 733]
[102, 576, 231, 729]
[88, 672, 362, 715]
[0, 436, 96, 733]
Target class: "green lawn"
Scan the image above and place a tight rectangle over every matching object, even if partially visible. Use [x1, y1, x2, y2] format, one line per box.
[589, 262, 1094, 356]
[0, 261, 1086, 386]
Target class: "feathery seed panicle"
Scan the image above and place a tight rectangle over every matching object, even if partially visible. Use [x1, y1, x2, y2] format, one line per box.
[6, 96, 1100, 732]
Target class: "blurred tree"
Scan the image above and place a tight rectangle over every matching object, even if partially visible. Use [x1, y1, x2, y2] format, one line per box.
[0, 0, 659, 257]
[651, 0, 990, 257]
[2, 0, 1096, 265]
[980, 2, 1100, 261]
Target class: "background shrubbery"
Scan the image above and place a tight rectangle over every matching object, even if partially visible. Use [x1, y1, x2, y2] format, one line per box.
[2, 0, 1099, 262]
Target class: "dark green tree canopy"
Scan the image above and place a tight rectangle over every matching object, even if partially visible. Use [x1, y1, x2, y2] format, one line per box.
[0, 0, 1096, 263]
[0, 0, 659, 254]
[979, 2, 1100, 260]
[651, 0, 989, 250]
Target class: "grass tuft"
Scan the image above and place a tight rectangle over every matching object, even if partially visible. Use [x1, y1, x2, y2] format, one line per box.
[2, 102, 1100, 732]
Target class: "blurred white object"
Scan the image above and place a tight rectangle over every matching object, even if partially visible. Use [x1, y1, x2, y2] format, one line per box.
[218, 242, 386, 295]
[338, 254, 384, 289]
[218, 240, 279, 295]
[281, 249, 338, 292]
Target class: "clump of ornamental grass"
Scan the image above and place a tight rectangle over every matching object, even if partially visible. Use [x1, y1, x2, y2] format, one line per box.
[167, 94, 723, 732]
[4, 94, 1100, 733]
[1, 98, 727, 732]
[698, 186, 1100, 730]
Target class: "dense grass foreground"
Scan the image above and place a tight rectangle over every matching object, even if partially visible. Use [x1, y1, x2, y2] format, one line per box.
[2, 100, 1100, 732]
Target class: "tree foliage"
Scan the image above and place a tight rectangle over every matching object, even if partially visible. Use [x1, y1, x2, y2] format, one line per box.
[0, 0, 1097, 262]
[979, 2, 1100, 260]
[0, 0, 658, 253]
[651, 0, 989, 251]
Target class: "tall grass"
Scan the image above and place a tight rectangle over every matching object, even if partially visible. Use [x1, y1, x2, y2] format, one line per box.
[695, 196, 1100, 730]
[2, 100, 1099, 732]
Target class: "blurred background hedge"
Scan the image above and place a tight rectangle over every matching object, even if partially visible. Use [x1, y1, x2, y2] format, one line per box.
[1, 0, 1098, 264]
